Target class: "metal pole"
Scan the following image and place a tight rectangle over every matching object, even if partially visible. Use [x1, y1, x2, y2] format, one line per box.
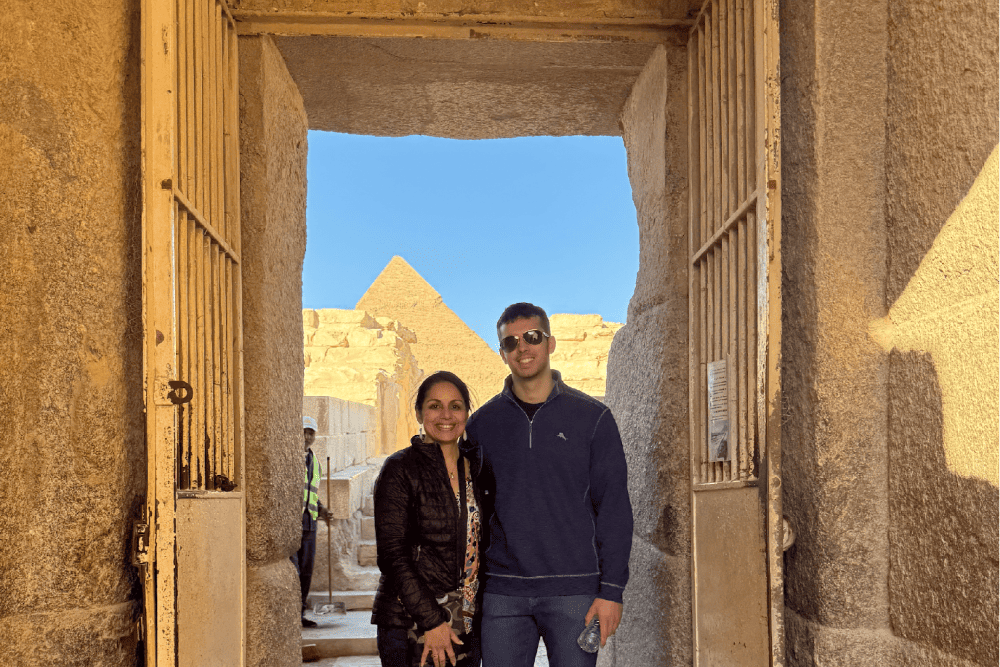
[326, 456, 332, 607]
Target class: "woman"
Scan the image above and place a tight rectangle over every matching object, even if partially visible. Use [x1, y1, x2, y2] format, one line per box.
[371, 371, 482, 667]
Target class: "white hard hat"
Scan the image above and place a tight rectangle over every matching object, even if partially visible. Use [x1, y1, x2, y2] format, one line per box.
[303, 416, 318, 432]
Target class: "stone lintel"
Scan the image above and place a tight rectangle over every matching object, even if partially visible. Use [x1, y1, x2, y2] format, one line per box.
[234, 9, 692, 44]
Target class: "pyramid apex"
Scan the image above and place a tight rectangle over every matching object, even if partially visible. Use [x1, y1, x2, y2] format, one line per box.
[356, 256, 441, 310]
[388, 255, 408, 265]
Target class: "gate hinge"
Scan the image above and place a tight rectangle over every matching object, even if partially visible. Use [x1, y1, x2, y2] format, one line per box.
[132, 521, 151, 566]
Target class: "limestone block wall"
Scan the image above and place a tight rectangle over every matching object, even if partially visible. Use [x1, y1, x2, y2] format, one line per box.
[605, 40, 692, 667]
[879, 1, 998, 662]
[780, 0, 999, 665]
[549, 314, 623, 399]
[878, 154, 999, 664]
[0, 2, 144, 665]
[303, 395, 378, 472]
[239, 34, 308, 667]
[304, 308, 422, 453]
[779, 1, 892, 662]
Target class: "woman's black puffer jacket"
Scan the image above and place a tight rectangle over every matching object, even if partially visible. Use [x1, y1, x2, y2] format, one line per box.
[370, 435, 482, 633]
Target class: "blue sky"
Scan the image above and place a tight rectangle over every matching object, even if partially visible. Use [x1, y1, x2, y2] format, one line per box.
[303, 131, 639, 345]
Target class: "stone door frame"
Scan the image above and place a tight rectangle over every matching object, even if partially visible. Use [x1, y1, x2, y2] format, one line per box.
[232, 5, 783, 664]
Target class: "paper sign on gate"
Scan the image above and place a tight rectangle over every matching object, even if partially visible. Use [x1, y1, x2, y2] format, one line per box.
[707, 360, 732, 462]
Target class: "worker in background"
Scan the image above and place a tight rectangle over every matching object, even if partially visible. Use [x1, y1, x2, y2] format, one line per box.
[294, 416, 331, 627]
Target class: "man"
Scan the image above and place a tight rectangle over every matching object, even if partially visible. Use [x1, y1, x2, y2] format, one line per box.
[465, 303, 633, 666]
[293, 416, 330, 627]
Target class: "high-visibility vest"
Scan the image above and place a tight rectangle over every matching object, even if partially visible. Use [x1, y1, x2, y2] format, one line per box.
[303, 450, 322, 521]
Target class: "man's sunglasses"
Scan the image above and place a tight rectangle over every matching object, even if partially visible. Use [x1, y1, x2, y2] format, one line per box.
[499, 329, 550, 353]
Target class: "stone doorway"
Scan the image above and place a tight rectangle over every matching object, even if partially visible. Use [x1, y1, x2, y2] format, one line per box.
[236, 20, 694, 667]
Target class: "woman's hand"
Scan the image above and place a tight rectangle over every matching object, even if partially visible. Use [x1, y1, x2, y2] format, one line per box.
[420, 622, 463, 667]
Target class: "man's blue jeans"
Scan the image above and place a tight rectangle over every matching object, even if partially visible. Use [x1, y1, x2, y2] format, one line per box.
[480, 593, 598, 667]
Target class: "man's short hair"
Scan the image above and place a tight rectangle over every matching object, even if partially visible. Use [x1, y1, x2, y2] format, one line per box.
[496, 302, 550, 340]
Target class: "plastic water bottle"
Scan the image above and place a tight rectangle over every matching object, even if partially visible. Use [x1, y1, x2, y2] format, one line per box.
[577, 618, 601, 653]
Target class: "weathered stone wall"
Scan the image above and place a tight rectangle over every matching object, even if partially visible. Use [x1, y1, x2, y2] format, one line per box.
[357, 256, 508, 409]
[605, 39, 692, 667]
[241, 2, 671, 141]
[780, 0, 999, 665]
[0, 2, 144, 665]
[880, 0, 999, 660]
[779, 1, 892, 664]
[239, 34, 308, 667]
[879, 153, 999, 666]
[304, 308, 422, 453]
[549, 314, 623, 399]
[273, 36, 660, 140]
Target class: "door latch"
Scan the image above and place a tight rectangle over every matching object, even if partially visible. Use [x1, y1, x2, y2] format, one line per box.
[167, 379, 193, 405]
[132, 521, 150, 566]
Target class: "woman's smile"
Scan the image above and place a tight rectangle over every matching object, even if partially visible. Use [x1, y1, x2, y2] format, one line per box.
[418, 381, 469, 445]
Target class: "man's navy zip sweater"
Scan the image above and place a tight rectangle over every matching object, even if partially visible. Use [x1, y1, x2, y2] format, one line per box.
[466, 371, 633, 603]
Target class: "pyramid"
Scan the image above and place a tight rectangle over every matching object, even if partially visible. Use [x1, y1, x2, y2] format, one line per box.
[356, 256, 509, 408]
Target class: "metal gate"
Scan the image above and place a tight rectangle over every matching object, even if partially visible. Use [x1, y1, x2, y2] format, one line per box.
[686, 0, 782, 663]
[140, 0, 244, 663]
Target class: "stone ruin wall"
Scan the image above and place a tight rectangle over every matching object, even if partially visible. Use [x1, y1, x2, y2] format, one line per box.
[302, 394, 379, 473]
[303, 308, 422, 454]
[549, 314, 624, 399]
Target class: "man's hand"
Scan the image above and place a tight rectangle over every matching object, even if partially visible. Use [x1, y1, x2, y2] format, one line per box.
[318, 504, 331, 525]
[584, 598, 623, 648]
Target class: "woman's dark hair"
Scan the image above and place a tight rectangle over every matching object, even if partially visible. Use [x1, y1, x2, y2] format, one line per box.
[415, 371, 472, 416]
